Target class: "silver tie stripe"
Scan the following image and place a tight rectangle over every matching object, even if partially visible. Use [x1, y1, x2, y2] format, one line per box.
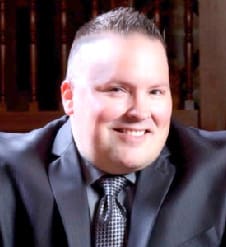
[95, 176, 128, 247]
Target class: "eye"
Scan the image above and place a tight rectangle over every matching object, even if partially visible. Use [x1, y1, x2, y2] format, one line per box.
[108, 86, 126, 92]
[95, 83, 129, 96]
[150, 89, 164, 95]
[105, 86, 128, 96]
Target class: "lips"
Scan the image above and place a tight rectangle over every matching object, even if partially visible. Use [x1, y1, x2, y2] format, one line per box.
[113, 128, 150, 136]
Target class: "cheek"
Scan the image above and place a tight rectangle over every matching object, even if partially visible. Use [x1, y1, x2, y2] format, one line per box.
[73, 89, 102, 116]
[74, 88, 128, 122]
[152, 100, 172, 125]
[96, 98, 128, 122]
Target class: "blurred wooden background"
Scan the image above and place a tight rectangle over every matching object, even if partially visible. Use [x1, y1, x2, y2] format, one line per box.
[0, 0, 226, 132]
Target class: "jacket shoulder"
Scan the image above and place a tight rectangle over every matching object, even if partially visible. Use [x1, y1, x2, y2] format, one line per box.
[169, 120, 226, 149]
[0, 115, 68, 162]
[167, 120, 226, 174]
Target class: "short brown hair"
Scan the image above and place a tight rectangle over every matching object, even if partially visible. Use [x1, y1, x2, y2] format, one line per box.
[75, 7, 164, 45]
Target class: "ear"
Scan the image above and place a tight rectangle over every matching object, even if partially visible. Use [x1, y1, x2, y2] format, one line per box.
[61, 81, 74, 115]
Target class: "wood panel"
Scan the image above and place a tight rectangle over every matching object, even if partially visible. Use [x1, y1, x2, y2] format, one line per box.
[199, 0, 226, 130]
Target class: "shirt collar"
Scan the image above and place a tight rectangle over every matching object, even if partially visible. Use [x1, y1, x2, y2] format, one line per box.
[81, 157, 137, 185]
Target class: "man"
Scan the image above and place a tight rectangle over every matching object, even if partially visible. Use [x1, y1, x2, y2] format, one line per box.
[0, 7, 226, 247]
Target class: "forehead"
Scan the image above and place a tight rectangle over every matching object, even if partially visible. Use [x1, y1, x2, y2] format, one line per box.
[68, 32, 169, 84]
[73, 32, 166, 64]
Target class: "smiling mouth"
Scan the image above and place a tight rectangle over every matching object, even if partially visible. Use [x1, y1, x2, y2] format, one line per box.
[113, 128, 150, 137]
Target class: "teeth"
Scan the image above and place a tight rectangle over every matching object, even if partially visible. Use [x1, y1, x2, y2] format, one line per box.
[122, 129, 145, 136]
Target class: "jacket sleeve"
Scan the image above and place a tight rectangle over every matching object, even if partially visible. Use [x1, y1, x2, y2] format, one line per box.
[0, 161, 16, 247]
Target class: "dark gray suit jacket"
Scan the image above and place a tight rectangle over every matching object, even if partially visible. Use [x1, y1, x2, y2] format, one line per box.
[0, 116, 226, 247]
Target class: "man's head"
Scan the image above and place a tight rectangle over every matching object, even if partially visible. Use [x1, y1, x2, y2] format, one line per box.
[61, 7, 172, 174]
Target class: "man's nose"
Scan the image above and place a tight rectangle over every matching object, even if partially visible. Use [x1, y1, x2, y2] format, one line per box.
[125, 94, 151, 121]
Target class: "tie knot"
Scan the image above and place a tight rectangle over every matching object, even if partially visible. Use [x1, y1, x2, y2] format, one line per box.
[97, 176, 128, 196]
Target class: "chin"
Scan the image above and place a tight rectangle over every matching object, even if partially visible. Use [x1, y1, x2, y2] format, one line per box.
[118, 159, 152, 173]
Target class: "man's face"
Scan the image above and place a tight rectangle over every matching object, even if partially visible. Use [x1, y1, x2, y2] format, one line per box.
[62, 33, 172, 174]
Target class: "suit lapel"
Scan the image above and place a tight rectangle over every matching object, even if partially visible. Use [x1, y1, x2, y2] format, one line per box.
[48, 121, 91, 247]
[128, 151, 175, 247]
